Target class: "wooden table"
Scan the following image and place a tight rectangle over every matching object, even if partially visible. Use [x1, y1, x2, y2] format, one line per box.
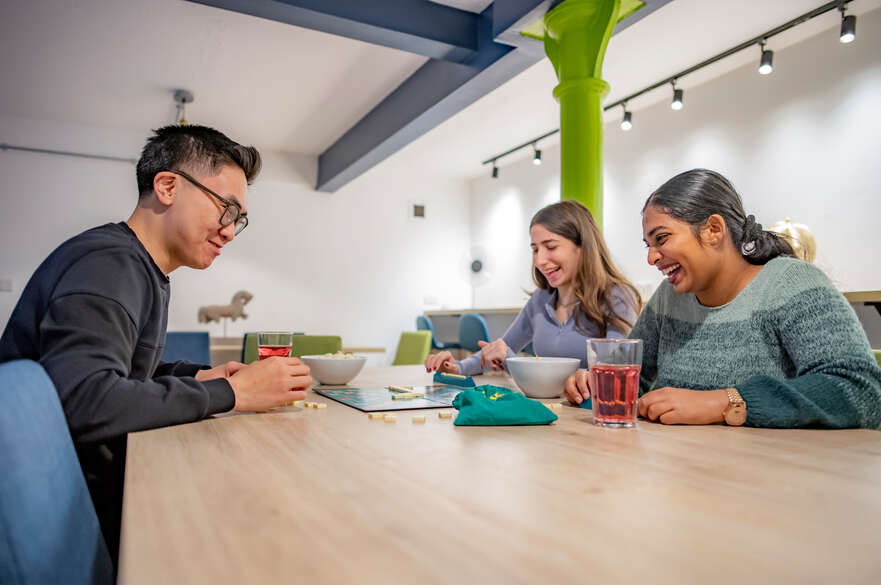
[119, 366, 881, 585]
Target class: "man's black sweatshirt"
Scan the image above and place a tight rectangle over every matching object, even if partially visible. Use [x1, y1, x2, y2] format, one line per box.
[0, 222, 235, 562]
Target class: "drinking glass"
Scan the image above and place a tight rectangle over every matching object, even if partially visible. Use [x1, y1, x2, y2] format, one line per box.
[587, 338, 643, 428]
[257, 332, 293, 360]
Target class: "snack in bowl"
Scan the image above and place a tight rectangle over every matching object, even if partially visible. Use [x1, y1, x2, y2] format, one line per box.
[300, 353, 367, 385]
[505, 356, 580, 399]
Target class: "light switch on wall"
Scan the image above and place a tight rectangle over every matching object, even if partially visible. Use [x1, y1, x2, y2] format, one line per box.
[0, 278, 13, 292]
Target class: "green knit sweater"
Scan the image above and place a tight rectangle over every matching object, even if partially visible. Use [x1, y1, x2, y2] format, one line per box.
[630, 257, 881, 429]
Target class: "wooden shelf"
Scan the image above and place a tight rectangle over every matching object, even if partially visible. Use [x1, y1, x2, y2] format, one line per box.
[425, 307, 522, 316]
[844, 290, 881, 303]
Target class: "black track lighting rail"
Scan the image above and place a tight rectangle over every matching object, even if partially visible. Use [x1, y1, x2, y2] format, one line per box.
[603, 0, 851, 111]
[482, 0, 854, 172]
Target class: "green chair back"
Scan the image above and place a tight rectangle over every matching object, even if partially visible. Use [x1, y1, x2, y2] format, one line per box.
[873, 349, 881, 368]
[392, 331, 432, 366]
[291, 335, 342, 358]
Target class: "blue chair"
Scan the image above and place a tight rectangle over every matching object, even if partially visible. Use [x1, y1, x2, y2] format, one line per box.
[162, 331, 211, 365]
[458, 313, 490, 352]
[416, 315, 461, 351]
[521, 342, 535, 356]
[0, 360, 114, 585]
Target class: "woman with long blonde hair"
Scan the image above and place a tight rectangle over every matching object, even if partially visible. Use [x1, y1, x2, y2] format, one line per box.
[426, 200, 641, 376]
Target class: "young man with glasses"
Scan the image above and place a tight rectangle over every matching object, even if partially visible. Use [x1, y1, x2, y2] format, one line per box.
[0, 124, 312, 567]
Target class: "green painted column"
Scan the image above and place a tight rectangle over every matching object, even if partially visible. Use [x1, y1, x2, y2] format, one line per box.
[544, 0, 620, 228]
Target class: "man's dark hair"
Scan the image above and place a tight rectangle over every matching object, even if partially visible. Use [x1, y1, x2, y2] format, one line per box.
[136, 125, 262, 199]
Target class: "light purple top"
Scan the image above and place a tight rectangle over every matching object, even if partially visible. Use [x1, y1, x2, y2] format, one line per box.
[454, 287, 636, 376]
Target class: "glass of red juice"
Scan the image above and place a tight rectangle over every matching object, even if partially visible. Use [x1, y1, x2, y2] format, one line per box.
[587, 338, 643, 428]
[257, 332, 293, 360]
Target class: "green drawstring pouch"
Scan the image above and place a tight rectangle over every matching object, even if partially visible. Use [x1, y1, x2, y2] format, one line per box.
[451, 385, 558, 426]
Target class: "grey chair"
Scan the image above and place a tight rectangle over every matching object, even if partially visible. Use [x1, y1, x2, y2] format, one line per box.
[0, 360, 114, 585]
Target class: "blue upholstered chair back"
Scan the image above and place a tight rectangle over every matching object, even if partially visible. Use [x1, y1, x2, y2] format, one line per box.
[458, 313, 490, 352]
[416, 315, 433, 334]
[162, 331, 211, 365]
[0, 360, 113, 585]
[418, 315, 461, 351]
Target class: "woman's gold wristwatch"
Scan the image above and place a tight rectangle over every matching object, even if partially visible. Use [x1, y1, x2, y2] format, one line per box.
[723, 388, 747, 426]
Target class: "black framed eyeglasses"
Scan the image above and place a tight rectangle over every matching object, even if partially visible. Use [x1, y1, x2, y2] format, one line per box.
[167, 169, 249, 235]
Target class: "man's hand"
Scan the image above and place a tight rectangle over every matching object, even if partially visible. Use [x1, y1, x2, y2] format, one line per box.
[425, 351, 459, 374]
[564, 369, 591, 405]
[228, 357, 312, 412]
[477, 339, 509, 371]
[637, 387, 729, 425]
[195, 361, 245, 382]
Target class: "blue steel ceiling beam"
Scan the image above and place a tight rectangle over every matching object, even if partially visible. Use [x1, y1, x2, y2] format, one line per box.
[186, 0, 481, 62]
[185, 0, 672, 191]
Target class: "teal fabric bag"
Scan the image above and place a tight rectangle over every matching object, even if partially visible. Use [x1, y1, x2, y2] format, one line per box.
[452, 385, 558, 426]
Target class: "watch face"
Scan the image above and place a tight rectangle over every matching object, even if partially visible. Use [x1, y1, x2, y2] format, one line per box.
[726, 404, 747, 426]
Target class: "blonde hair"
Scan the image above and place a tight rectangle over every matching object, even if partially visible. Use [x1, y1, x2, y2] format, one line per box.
[768, 218, 816, 263]
[530, 200, 642, 336]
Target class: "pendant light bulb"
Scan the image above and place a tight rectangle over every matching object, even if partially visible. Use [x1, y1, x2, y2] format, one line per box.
[620, 109, 632, 131]
[758, 41, 773, 75]
[671, 86, 684, 111]
[840, 13, 856, 43]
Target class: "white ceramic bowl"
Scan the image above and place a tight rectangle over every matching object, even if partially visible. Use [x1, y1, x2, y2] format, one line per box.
[300, 354, 367, 385]
[506, 356, 581, 398]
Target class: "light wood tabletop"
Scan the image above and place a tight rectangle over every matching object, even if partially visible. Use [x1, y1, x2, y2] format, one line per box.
[118, 366, 881, 585]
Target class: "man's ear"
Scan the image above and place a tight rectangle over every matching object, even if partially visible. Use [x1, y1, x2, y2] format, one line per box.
[152, 172, 177, 207]
[700, 214, 727, 247]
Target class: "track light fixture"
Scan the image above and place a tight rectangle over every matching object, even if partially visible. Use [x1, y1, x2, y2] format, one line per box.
[620, 105, 632, 131]
[758, 40, 774, 75]
[479, 2, 862, 174]
[670, 81, 683, 111]
[839, 4, 856, 43]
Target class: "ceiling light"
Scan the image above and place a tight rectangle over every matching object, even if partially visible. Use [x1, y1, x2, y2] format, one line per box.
[620, 107, 632, 131]
[670, 82, 683, 111]
[492, 162, 499, 179]
[758, 41, 773, 75]
[173, 89, 193, 125]
[840, 6, 856, 43]
[533, 145, 542, 166]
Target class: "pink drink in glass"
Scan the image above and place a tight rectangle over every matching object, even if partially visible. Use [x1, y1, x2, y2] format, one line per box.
[587, 338, 642, 428]
[590, 364, 641, 427]
[257, 345, 291, 360]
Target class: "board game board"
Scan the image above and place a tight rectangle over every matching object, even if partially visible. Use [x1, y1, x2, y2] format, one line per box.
[313, 384, 464, 412]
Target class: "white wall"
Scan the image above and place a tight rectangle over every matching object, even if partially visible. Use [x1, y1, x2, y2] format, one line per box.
[0, 117, 472, 361]
[470, 8, 881, 306]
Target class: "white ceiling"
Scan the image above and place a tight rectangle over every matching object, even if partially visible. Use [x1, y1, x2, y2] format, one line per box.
[0, 0, 427, 154]
[1, 0, 878, 183]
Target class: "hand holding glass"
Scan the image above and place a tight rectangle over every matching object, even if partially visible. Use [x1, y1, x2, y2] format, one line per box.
[257, 332, 293, 360]
[587, 338, 642, 428]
